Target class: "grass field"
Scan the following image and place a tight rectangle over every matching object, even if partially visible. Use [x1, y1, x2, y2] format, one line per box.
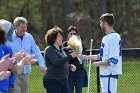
[29, 61, 140, 93]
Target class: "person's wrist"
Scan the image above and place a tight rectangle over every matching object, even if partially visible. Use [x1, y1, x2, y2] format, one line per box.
[40, 66, 45, 68]
[97, 54, 100, 60]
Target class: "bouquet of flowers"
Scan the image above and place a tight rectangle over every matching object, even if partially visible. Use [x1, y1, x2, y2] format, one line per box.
[67, 35, 82, 53]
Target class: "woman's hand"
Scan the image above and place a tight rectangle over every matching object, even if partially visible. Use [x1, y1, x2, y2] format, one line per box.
[40, 66, 47, 73]
[70, 64, 76, 72]
[0, 54, 15, 71]
[0, 71, 11, 80]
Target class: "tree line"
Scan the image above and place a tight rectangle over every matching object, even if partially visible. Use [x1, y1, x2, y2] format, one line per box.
[0, 0, 139, 50]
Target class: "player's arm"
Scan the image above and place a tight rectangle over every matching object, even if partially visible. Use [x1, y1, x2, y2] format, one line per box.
[80, 54, 100, 61]
[92, 57, 119, 67]
[92, 60, 108, 67]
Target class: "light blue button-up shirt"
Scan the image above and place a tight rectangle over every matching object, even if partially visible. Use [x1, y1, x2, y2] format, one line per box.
[7, 31, 45, 74]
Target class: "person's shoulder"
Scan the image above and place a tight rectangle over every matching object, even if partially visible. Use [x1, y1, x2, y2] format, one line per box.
[45, 45, 53, 50]
[0, 19, 12, 26]
[0, 44, 9, 48]
[44, 45, 54, 52]
[25, 32, 34, 38]
[111, 32, 120, 36]
[0, 44, 12, 55]
[25, 32, 32, 36]
[4, 44, 11, 49]
[110, 32, 121, 40]
[114, 32, 121, 37]
[5, 20, 12, 25]
[0, 19, 13, 31]
[3, 44, 12, 50]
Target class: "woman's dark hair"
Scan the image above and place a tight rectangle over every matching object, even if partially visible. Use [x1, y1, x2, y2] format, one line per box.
[68, 26, 78, 34]
[45, 27, 63, 45]
[0, 26, 6, 44]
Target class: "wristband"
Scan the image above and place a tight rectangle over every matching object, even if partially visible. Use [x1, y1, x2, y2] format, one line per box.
[108, 57, 118, 66]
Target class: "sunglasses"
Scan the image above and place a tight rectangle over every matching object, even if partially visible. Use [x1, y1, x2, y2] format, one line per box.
[69, 33, 76, 35]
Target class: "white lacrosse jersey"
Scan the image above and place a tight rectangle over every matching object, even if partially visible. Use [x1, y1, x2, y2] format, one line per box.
[99, 32, 122, 75]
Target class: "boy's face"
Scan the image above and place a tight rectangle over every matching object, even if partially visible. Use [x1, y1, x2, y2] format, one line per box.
[100, 21, 106, 32]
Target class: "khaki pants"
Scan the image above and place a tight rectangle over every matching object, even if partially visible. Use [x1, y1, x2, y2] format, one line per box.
[14, 74, 29, 93]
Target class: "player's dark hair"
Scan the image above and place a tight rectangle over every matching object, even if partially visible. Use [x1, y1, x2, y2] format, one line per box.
[99, 13, 115, 26]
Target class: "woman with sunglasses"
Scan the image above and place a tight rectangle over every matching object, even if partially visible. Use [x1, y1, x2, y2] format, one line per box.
[63, 26, 88, 93]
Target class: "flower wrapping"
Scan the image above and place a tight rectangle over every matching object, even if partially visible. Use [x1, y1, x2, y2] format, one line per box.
[67, 35, 82, 53]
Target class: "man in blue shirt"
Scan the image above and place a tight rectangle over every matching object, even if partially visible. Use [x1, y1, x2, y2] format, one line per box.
[7, 17, 46, 93]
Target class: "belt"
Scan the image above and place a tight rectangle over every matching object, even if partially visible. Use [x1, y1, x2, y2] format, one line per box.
[100, 74, 118, 93]
[100, 74, 118, 79]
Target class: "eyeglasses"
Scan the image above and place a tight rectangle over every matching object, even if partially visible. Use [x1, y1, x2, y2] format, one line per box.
[69, 33, 76, 35]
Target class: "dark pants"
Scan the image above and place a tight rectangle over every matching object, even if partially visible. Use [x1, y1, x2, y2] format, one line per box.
[68, 69, 85, 93]
[43, 79, 70, 93]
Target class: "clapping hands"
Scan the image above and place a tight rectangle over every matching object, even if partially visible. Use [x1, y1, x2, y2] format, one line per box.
[13, 51, 37, 65]
[0, 54, 15, 72]
[13, 50, 26, 61]
[0, 71, 11, 80]
[22, 54, 37, 65]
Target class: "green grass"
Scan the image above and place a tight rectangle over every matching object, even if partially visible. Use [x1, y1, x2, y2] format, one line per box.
[29, 61, 140, 93]
[29, 65, 46, 93]
[118, 61, 140, 93]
